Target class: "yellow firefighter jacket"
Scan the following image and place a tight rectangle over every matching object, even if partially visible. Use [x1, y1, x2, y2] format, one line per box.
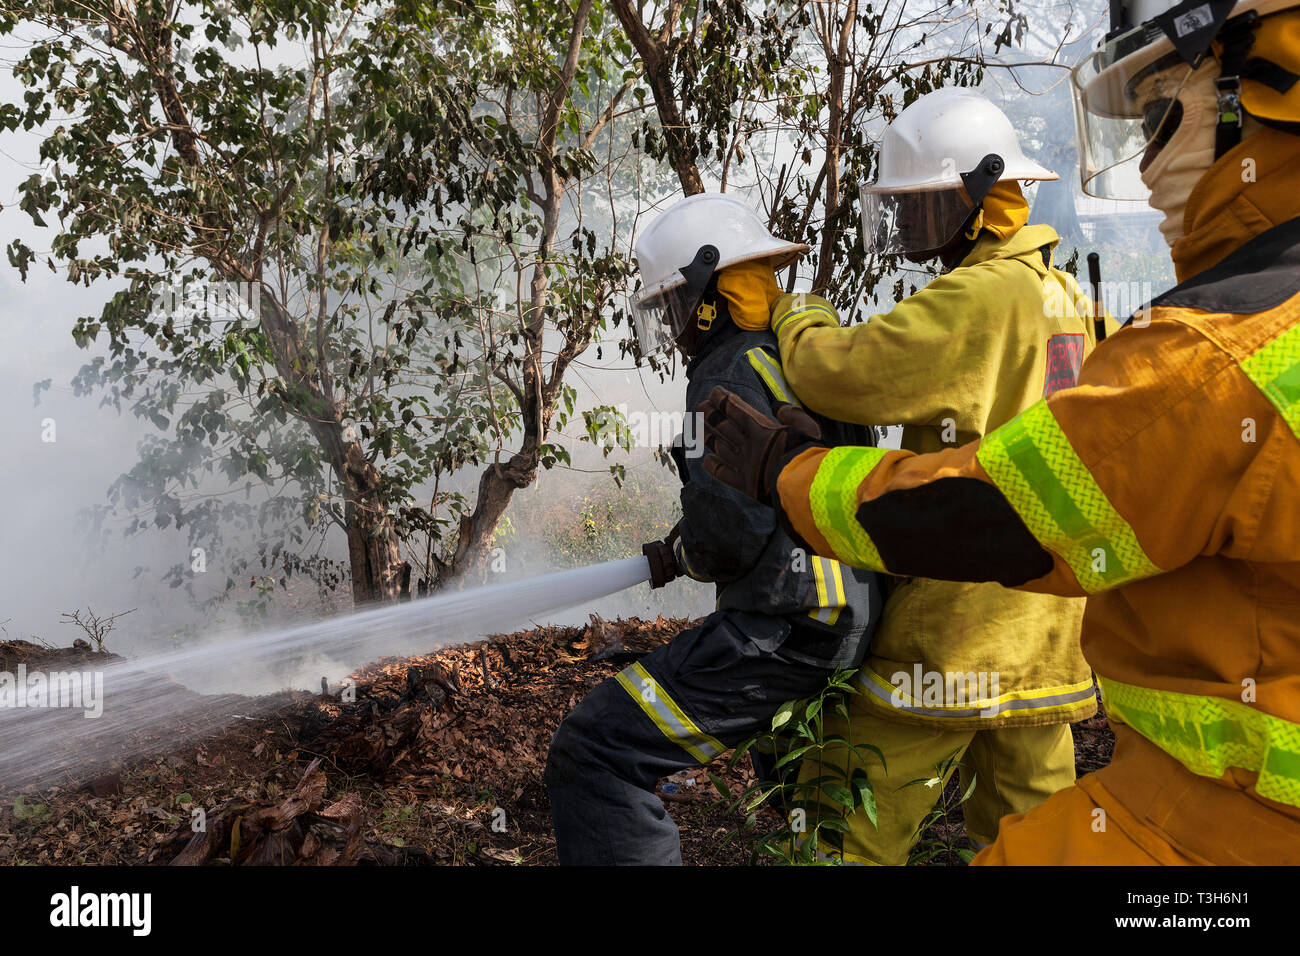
[771, 224, 1101, 728]
[773, 128, 1300, 858]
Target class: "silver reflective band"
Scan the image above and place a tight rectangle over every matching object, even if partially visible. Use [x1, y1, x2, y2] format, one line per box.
[616, 662, 726, 763]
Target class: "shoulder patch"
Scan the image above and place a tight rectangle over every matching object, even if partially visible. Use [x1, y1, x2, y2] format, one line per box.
[1043, 332, 1085, 396]
[1151, 217, 1300, 315]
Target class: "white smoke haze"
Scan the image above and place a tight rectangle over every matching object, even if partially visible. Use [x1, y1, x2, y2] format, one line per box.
[0, 45, 711, 652]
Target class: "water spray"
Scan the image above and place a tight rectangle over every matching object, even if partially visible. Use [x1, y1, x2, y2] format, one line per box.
[0, 555, 655, 789]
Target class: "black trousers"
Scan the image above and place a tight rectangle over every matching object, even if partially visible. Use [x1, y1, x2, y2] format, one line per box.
[544, 609, 840, 865]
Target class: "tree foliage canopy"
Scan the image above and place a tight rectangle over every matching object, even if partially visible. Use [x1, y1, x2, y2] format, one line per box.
[2, 0, 1030, 612]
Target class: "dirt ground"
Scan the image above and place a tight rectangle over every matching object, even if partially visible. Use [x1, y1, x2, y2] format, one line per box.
[0, 619, 1114, 865]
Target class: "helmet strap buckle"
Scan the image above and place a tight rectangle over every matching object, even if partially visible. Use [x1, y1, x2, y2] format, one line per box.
[1213, 10, 1260, 158]
[1214, 75, 1243, 126]
[1214, 75, 1244, 155]
[696, 301, 716, 331]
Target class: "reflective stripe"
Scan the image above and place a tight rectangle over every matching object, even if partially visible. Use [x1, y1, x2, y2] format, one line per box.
[615, 661, 726, 764]
[977, 400, 1161, 593]
[672, 538, 704, 582]
[827, 559, 845, 626]
[743, 346, 849, 623]
[773, 303, 839, 336]
[808, 446, 889, 569]
[1101, 676, 1300, 809]
[1239, 321, 1300, 441]
[807, 556, 845, 626]
[745, 347, 799, 405]
[859, 666, 1096, 719]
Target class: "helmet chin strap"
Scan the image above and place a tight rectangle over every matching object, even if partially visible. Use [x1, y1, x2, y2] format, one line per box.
[668, 243, 722, 353]
[1214, 11, 1259, 157]
[1213, 10, 1300, 158]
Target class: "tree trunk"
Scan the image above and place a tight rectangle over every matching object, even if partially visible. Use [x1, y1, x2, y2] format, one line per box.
[428, 0, 596, 593]
[334, 434, 409, 605]
[610, 0, 704, 196]
[344, 498, 408, 605]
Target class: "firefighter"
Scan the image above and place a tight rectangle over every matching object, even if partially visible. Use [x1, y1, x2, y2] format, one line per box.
[722, 88, 1102, 864]
[544, 193, 882, 865]
[699, 0, 1300, 864]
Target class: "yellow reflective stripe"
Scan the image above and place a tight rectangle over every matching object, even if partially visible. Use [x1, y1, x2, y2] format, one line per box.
[808, 446, 889, 569]
[615, 661, 725, 764]
[826, 559, 844, 626]
[773, 303, 838, 336]
[1101, 676, 1300, 808]
[745, 347, 798, 405]
[806, 556, 845, 625]
[1239, 321, 1300, 441]
[809, 556, 829, 608]
[672, 539, 704, 582]
[977, 401, 1161, 593]
[860, 667, 1096, 719]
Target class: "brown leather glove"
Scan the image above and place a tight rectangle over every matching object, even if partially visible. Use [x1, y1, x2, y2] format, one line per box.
[641, 520, 684, 589]
[698, 386, 824, 506]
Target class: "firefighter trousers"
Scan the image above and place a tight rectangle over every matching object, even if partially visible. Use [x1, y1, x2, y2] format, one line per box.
[544, 609, 843, 865]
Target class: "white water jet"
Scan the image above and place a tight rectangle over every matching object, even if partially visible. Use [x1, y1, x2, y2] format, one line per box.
[0, 556, 653, 789]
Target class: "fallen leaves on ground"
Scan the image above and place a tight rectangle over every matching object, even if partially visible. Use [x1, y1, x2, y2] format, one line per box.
[0, 623, 1116, 866]
[0, 616, 762, 865]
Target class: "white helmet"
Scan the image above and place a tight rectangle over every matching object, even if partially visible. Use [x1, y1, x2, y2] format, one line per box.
[861, 88, 1057, 259]
[1071, 0, 1300, 199]
[631, 193, 808, 356]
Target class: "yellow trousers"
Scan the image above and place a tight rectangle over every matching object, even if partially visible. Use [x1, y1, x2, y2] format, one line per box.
[798, 706, 1077, 865]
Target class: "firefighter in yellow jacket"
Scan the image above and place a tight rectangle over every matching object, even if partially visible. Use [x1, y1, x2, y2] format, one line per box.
[753, 88, 1105, 863]
[699, 0, 1300, 865]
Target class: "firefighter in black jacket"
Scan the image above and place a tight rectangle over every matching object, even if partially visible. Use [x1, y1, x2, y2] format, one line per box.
[544, 194, 883, 865]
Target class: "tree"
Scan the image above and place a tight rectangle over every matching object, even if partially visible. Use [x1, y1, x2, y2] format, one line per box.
[3, 0, 642, 605]
[2, 0, 1036, 619]
[610, 0, 1028, 314]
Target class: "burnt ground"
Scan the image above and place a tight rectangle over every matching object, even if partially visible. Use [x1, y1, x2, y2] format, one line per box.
[0, 619, 1114, 866]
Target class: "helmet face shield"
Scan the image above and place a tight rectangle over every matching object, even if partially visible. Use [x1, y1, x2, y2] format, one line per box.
[631, 281, 705, 357]
[1072, 29, 1197, 199]
[861, 184, 977, 259]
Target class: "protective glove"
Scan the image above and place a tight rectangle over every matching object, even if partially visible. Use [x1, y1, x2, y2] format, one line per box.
[770, 291, 840, 334]
[698, 386, 825, 506]
[642, 519, 683, 589]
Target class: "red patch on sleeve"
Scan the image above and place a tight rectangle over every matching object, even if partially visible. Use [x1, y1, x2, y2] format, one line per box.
[1043, 333, 1085, 397]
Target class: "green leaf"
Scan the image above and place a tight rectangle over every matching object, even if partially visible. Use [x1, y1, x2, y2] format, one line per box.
[706, 772, 731, 800]
[771, 700, 796, 732]
[850, 769, 877, 828]
[821, 784, 854, 810]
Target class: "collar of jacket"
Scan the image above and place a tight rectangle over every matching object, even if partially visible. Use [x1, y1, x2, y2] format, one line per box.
[953, 222, 1060, 274]
[1172, 127, 1300, 283]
